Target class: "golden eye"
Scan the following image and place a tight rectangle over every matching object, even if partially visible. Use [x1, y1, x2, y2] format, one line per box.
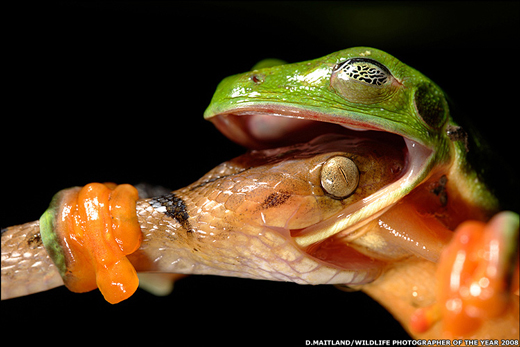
[320, 156, 359, 199]
[336, 58, 390, 85]
[330, 58, 397, 104]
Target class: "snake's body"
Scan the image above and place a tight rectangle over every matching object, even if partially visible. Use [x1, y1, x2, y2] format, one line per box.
[2, 134, 403, 300]
[2, 197, 367, 299]
[1, 220, 61, 299]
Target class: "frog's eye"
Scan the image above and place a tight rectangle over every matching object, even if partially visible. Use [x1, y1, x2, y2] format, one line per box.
[320, 156, 359, 199]
[330, 58, 397, 104]
[413, 82, 448, 129]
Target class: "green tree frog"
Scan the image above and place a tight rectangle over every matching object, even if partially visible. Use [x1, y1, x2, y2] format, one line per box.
[203, 47, 519, 338]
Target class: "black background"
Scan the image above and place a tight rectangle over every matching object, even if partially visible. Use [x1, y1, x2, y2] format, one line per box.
[2, 2, 518, 345]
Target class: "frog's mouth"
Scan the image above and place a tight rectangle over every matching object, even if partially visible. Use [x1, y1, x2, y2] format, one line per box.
[209, 107, 444, 279]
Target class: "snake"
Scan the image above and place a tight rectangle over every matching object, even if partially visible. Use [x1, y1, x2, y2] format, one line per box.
[2, 133, 415, 298]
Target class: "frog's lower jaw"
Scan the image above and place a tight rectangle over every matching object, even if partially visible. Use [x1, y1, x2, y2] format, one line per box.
[209, 110, 452, 266]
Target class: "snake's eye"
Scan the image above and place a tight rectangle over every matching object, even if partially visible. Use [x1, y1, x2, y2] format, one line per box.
[330, 58, 397, 104]
[320, 156, 359, 199]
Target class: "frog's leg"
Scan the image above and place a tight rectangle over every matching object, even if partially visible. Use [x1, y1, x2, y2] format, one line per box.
[411, 211, 519, 338]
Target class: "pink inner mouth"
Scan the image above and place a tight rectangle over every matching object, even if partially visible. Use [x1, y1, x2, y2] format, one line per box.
[212, 111, 384, 149]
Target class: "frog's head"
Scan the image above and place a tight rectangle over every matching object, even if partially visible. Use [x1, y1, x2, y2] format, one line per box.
[204, 47, 495, 249]
[205, 47, 449, 150]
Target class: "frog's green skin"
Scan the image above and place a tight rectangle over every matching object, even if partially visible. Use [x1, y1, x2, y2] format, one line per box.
[204, 47, 499, 241]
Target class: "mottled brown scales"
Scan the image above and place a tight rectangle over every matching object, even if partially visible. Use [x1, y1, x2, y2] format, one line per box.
[151, 194, 193, 233]
[260, 191, 291, 209]
[26, 231, 42, 249]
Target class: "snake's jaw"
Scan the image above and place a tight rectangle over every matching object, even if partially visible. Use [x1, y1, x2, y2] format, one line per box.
[133, 196, 383, 286]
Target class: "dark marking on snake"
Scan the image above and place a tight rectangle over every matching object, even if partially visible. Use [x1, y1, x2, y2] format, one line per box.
[260, 191, 291, 210]
[26, 232, 42, 249]
[150, 194, 193, 232]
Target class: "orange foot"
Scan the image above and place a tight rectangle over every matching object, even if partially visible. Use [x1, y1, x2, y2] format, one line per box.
[411, 211, 519, 338]
[41, 183, 142, 304]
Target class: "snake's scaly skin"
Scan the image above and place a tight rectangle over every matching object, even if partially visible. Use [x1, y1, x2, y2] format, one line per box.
[131, 197, 376, 284]
[3, 135, 400, 300]
[1, 221, 63, 299]
[0, 198, 365, 301]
